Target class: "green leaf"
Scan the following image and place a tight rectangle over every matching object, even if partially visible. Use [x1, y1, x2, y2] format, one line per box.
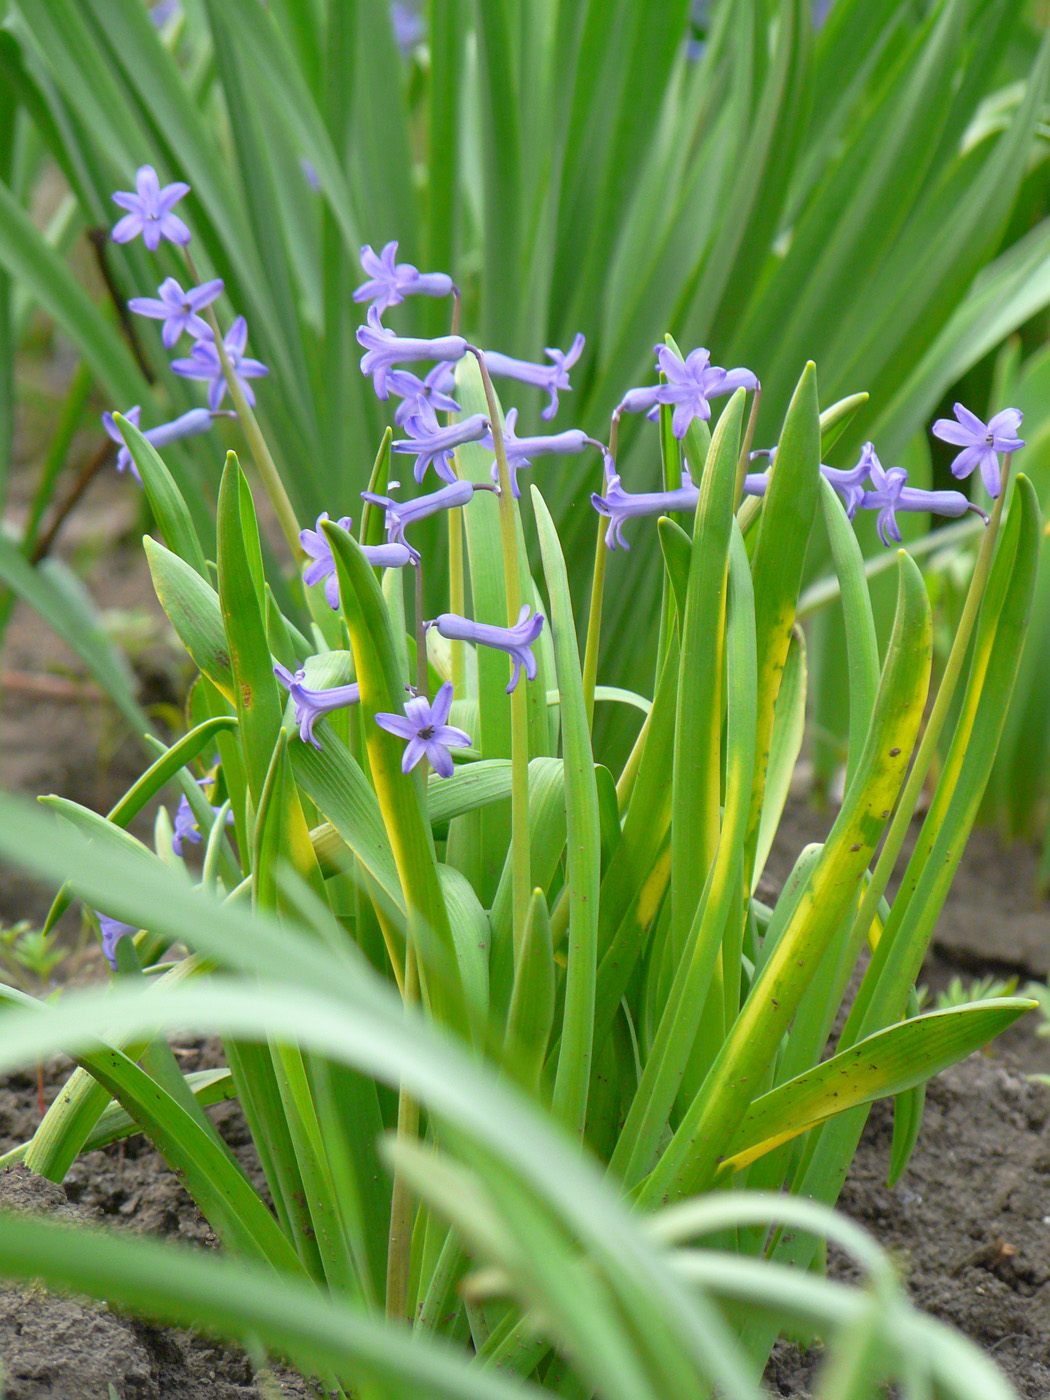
[752, 627, 806, 894]
[504, 888, 555, 1095]
[720, 1000, 1035, 1173]
[116, 414, 209, 577]
[145, 537, 235, 703]
[532, 486, 601, 1138]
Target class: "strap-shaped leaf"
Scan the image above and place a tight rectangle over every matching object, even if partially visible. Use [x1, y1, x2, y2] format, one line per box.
[145, 537, 235, 702]
[719, 999, 1035, 1174]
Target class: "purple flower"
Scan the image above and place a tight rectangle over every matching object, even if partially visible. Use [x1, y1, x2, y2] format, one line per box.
[482, 334, 585, 421]
[111, 165, 191, 251]
[171, 782, 235, 856]
[859, 444, 984, 547]
[360, 478, 479, 561]
[931, 403, 1024, 500]
[375, 682, 472, 778]
[388, 364, 461, 425]
[393, 403, 490, 484]
[615, 385, 662, 423]
[391, 2, 426, 54]
[127, 276, 223, 350]
[274, 663, 362, 750]
[430, 605, 545, 694]
[485, 407, 597, 497]
[102, 405, 217, 481]
[590, 452, 700, 549]
[654, 345, 757, 439]
[748, 446, 872, 519]
[171, 316, 269, 411]
[353, 241, 454, 317]
[301, 512, 413, 607]
[357, 306, 468, 399]
[96, 913, 138, 971]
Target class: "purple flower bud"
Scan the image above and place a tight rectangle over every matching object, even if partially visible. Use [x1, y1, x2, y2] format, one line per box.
[102, 405, 218, 481]
[353, 241, 454, 316]
[590, 452, 700, 549]
[111, 165, 191, 251]
[859, 444, 985, 547]
[171, 316, 269, 411]
[96, 913, 138, 971]
[128, 276, 223, 350]
[482, 334, 585, 420]
[274, 663, 362, 750]
[931, 403, 1024, 500]
[430, 605, 545, 694]
[388, 364, 462, 425]
[483, 407, 597, 496]
[393, 403, 490, 484]
[301, 512, 413, 607]
[360, 478, 478, 561]
[375, 682, 471, 779]
[357, 306, 468, 399]
[654, 345, 757, 439]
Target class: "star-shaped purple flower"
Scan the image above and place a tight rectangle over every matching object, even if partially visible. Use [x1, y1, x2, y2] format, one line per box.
[300, 512, 413, 608]
[171, 316, 269, 411]
[429, 605, 545, 694]
[859, 444, 984, 547]
[360, 478, 479, 561]
[274, 663, 362, 750]
[484, 407, 597, 497]
[357, 306, 469, 400]
[482, 334, 585, 420]
[654, 344, 757, 439]
[102, 404, 217, 481]
[393, 402, 490, 484]
[128, 276, 223, 350]
[388, 364, 461, 426]
[931, 403, 1024, 500]
[375, 682, 471, 778]
[353, 241, 454, 316]
[590, 452, 700, 549]
[111, 165, 191, 250]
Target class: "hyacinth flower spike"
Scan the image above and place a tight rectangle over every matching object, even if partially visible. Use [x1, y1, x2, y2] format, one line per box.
[654, 344, 757, 439]
[274, 663, 362, 750]
[357, 306, 468, 399]
[591, 452, 700, 549]
[111, 165, 191, 250]
[484, 407, 599, 497]
[931, 403, 1024, 500]
[483, 333, 585, 420]
[171, 316, 269, 411]
[393, 401, 490, 484]
[128, 276, 223, 349]
[430, 606, 545, 694]
[388, 364, 461, 426]
[361, 478, 483, 561]
[300, 512, 413, 608]
[353, 241, 454, 316]
[102, 405, 219, 481]
[375, 682, 471, 778]
[859, 443, 985, 547]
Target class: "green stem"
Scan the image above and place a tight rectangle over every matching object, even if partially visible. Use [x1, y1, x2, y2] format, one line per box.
[183, 250, 302, 564]
[470, 348, 531, 958]
[842, 469, 1012, 1046]
[448, 508, 466, 695]
[582, 447, 610, 728]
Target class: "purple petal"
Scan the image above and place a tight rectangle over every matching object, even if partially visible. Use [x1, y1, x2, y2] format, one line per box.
[376, 711, 418, 740]
[430, 681, 454, 726]
[425, 741, 454, 778]
[401, 736, 427, 773]
[111, 212, 144, 243]
[953, 403, 987, 436]
[932, 419, 974, 447]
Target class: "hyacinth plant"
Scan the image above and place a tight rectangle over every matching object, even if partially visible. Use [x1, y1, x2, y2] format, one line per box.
[0, 187, 1041, 1398]
[1, 0, 1050, 752]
